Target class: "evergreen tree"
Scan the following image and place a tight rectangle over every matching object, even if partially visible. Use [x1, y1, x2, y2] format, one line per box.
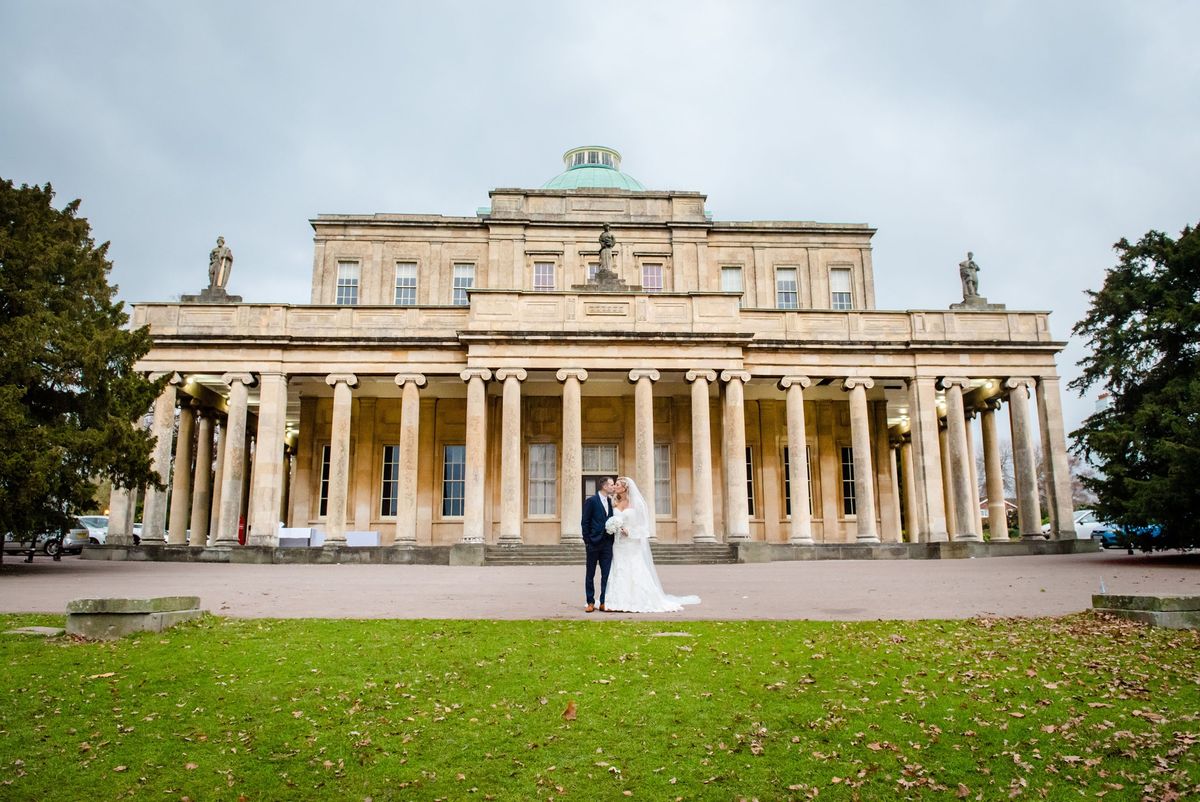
[1070, 222, 1200, 550]
[0, 179, 163, 543]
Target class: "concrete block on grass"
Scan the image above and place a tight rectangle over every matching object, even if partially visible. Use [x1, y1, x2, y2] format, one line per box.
[66, 596, 205, 639]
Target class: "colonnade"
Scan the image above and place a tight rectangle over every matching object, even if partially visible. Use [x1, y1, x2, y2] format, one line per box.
[111, 367, 1076, 548]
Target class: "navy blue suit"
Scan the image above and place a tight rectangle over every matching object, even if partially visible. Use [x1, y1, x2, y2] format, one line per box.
[582, 492, 614, 605]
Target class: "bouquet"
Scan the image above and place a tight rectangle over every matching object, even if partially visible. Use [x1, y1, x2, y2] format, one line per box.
[605, 515, 624, 537]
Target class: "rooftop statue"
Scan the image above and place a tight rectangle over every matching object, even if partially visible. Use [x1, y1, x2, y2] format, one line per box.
[959, 251, 980, 300]
[208, 236, 234, 290]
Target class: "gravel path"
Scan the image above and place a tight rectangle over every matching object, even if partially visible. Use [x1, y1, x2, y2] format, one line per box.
[1, 550, 1196, 621]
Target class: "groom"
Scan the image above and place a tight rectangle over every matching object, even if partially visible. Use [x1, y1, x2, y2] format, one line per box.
[581, 476, 615, 613]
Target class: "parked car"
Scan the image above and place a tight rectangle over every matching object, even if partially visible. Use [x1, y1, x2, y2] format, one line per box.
[3, 525, 89, 557]
[1041, 509, 1108, 540]
[1095, 523, 1164, 550]
[75, 515, 109, 544]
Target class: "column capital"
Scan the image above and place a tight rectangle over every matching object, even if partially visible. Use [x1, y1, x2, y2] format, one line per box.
[221, 372, 256, 388]
[628, 369, 661, 383]
[938, 376, 971, 390]
[556, 368, 588, 383]
[495, 368, 528, 382]
[842, 376, 875, 391]
[1005, 376, 1035, 394]
[150, 371, 184, 385]
[460, 368, 493, 382]
[778, 375, 812, 390]
[685, 369, 717, 383]
[325, 373, 358, 388]
[720, 370, 751, 384]
[394, 373, 427, 388]
[984, 397, 1004, 412]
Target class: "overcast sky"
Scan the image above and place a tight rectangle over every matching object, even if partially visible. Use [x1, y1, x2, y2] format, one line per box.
[3, 1, 1197, 437]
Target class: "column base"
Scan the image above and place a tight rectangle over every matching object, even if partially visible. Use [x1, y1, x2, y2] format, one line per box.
[788, 537, 815, 546]
[951, 532, 983, 542]
[693, 533, 718, 544]
[498, 533, 522, 545]
[856, 535, 881, 544]
[559, 535, 583, 545]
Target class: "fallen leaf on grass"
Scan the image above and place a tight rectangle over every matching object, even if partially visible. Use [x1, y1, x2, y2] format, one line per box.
[185, 763, 198, 770]
[89, 672, 115, 680]
[957, 783, 971, 798]
[562, 701, 577, 721]
[113, 766, 127, 772]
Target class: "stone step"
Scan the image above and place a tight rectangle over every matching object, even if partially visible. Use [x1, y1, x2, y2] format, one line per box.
[484, 543, 737, 565]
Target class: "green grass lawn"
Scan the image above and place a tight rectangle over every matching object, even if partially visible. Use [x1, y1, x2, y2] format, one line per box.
[1, 613, 1197, 801]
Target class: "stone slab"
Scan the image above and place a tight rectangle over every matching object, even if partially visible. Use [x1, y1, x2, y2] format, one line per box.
[736, 542, 772, 563]
[4, 626, 65, 637]
[1092, 594, 1200, 612]
[67, 596, 200, 614]
[449, 543, 486, 566]
[66, 608, 205, 639]
[1093, 608, 1200, 630]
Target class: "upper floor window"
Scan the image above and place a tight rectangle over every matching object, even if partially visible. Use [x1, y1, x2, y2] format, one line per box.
[831, 267, 853, 310]
[587, 262, 600, 282]
[775, 267, 798, 309]
[642, 263, 664, 292]
[533, 261, 555, 292]
[336, 261, 359, 306]
[721, 266, 743, 306]
[452, 263, 475, 306]
[394, 262, 417, 306]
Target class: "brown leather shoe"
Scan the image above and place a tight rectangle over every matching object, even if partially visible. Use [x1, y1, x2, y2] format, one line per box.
[599, 603, 608, 612]
[585, 603, 595, 613]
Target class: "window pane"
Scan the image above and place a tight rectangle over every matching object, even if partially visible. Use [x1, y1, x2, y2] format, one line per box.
[746, 446, 755, 517]
[654, 444, 671, 515]
[528, 443, 557, 515]
[533, 261, 555, 292]
[720, 266, 743, 293]
[587, 263, 600, 282]
[452, 264, 474, 306]
[642, 264, 663, 292]
[775, 267, 798, 309]
[582, 444, 617, 473]
[319, 445, 331, 516]
[336, 261, 359, 306]
[831, 268, 853, 310]
[442, 444, 466, 516]
[380, 445, 399, 516]
[394, 262, 417, 306]
[840, 446, 857, 515]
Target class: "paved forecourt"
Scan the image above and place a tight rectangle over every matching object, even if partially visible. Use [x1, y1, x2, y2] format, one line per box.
[0, 551, 1195, 621]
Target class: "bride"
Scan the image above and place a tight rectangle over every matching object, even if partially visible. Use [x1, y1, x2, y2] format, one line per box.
[604, 476, 701, 613]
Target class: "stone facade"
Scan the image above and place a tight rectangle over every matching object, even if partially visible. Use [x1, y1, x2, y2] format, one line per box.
[111, 148, 1076, 551]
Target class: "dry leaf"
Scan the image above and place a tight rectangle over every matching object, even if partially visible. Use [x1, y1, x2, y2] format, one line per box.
[185, 762, 198, 771]
[958, 783, 970, 798]
[562, 700, 577, 721]
[89, 672, 115, 680]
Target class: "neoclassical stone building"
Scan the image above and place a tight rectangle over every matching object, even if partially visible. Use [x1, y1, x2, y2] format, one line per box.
[106, 146, 1076, 555]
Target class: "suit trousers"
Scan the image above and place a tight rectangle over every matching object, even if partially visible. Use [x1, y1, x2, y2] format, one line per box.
[584, 538, 614, 604]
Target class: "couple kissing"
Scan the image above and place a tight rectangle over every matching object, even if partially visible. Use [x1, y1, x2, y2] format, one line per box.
[581, 476, 700, 613]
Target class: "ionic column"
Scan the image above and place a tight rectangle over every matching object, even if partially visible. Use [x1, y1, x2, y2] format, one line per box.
[166, 401, 196, 545]
[875, 403, 901, 542]
[721, 370, 752, 541]
[208, 417, 227, 546]
[323, 373, 357, 546]
[106, 484, 136, 547]
[248, 372, 289, 546]
[981, 398, 1009, 540]
[941, 378, 981, 541]
[686, 370, 718, 543]
[900, 436, 918, 542]
[461, 368, 492, 543]
[496, 368, 528, 544]
[964, 408, 983, 537]
[843, 377, 879, 543]
[629, 369, 661, 540]
[1036, 376, 1076, 540]
[394, 373, 426, 545]
[779, 375, 813, 545]
[142, 373, 182, 545]
[939, 418, 956, 532]
[1006, 377, 1042, 538]
[907, 377, 948, 542]
[557, 369, 587, 543]
[189, 410, 214, 546]
[214, 373, 254, 547]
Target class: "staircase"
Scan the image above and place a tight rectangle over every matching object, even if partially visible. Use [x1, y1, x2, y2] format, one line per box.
[484, 542, 737, 566]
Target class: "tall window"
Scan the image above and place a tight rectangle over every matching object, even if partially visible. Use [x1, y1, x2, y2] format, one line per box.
[380, 445, 400, 516]
[775, 267, 798, 309]
[452, 263, 475, 306]
[318, 445, 331, 516]
[840, 446, 857, 515]
[642, 263, 664, 292]
[394, 262, 417, 306]
[442, 444, 466, 516]
[533, 261, 555, 292]
[831, 268, 853, 310]
[528, 444, 557, 515]
[336, 261, 359, 306]
[783, 445, 815, 516]
[654, 444, 671, 515]
[746, 446, 756, 517]
[587, 262, 600, 282]
[721, 266, 743, 304]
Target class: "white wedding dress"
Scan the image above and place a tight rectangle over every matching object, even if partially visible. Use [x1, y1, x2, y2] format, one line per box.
[604, 478, 701, 613]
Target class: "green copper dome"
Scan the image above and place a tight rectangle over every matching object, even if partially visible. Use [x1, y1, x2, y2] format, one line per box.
[541, 146, 646, 191]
